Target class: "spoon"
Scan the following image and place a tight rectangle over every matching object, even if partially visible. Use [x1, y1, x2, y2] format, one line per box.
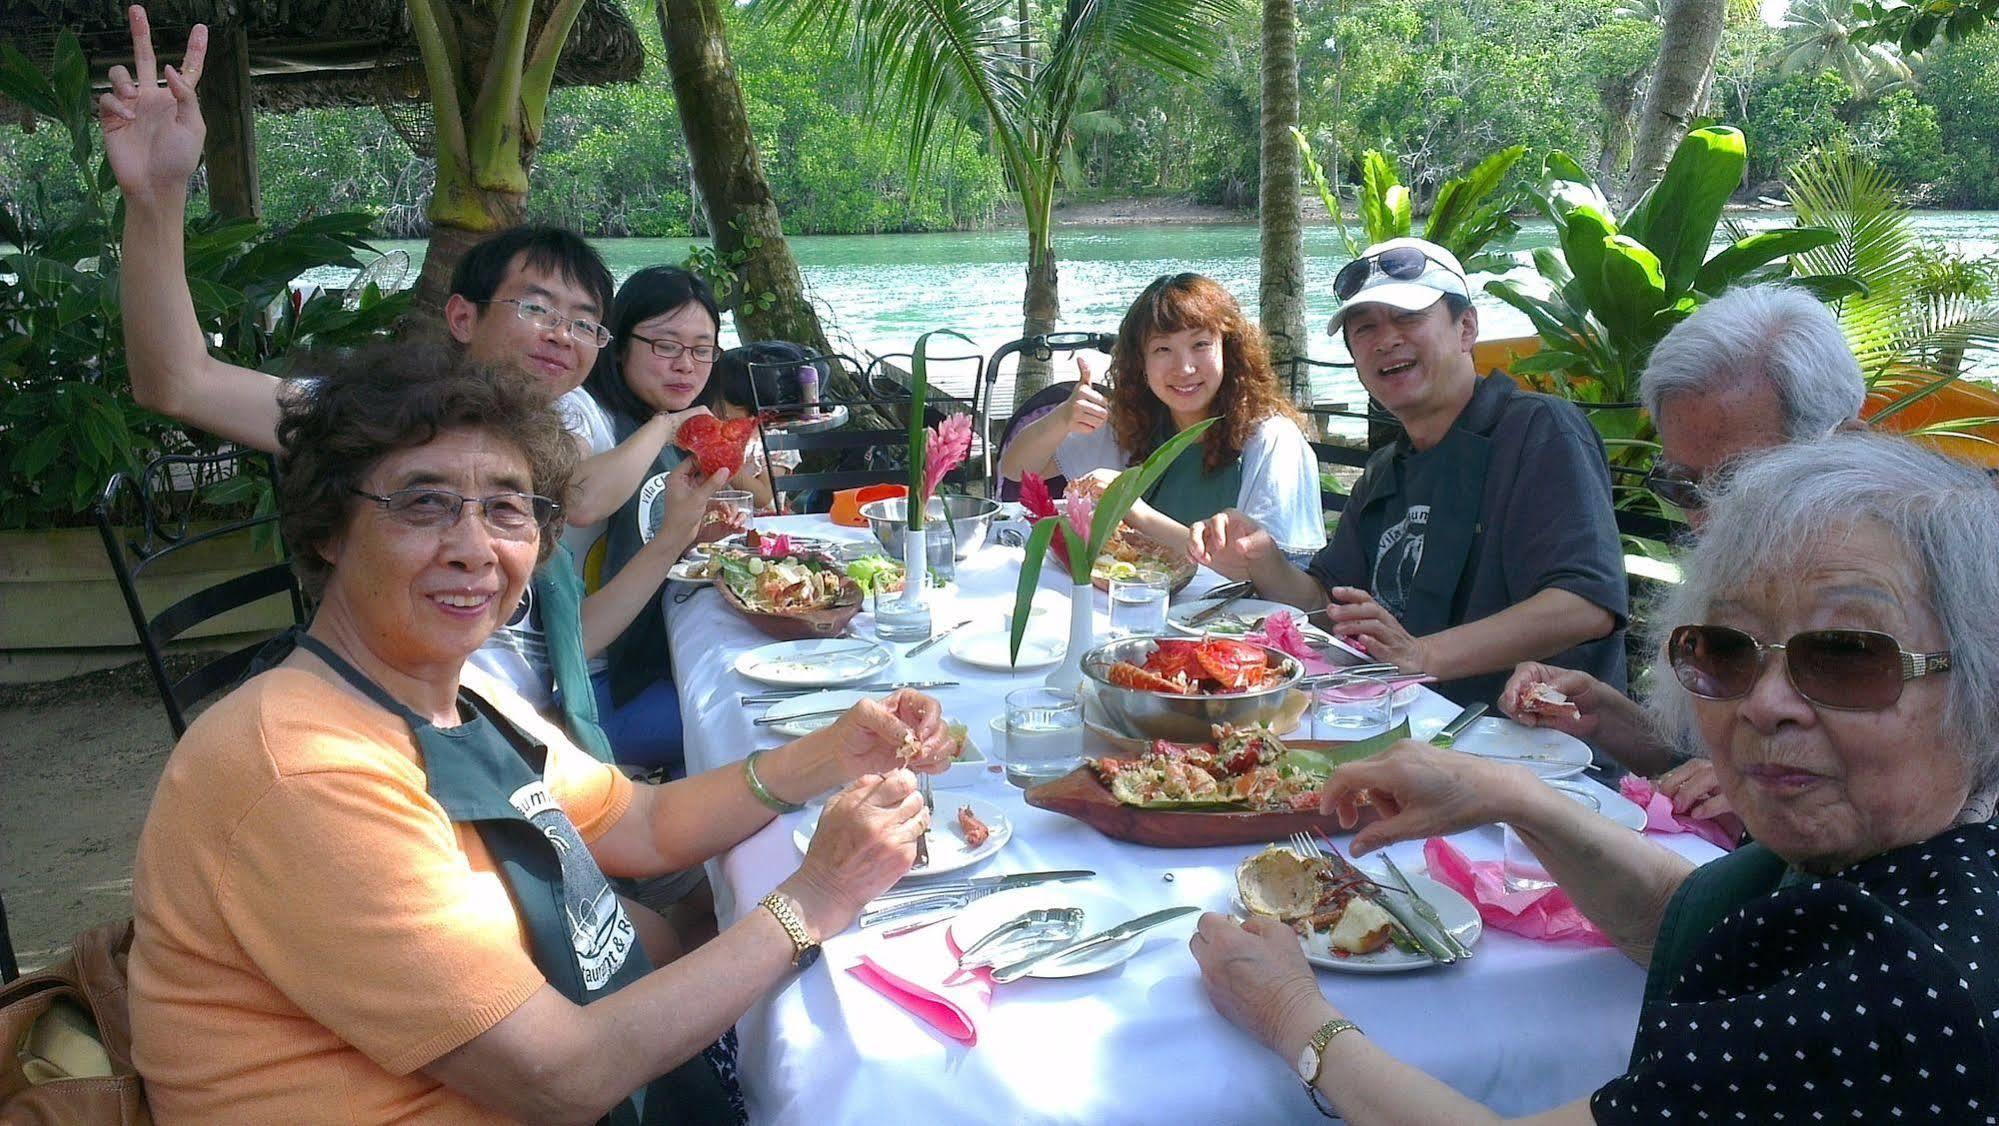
[955, 907, 1086, 969]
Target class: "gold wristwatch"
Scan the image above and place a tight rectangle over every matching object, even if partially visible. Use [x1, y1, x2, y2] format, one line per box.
[1296, 1017, 1360, 1117]
[760, 890, 822, 970]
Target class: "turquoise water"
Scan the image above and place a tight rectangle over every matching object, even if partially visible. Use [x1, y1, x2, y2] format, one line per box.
[309, 211, 1999, 435]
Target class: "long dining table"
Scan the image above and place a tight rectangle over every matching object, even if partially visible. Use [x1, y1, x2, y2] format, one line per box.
[662, 513, 1723, 1124]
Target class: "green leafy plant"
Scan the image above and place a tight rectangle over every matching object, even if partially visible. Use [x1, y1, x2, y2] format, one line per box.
[0, 32, 405, 531]
[1007, 416, 1217, 665]
[1291, 133, 1525, 271]
[1787, 142, 1999, 442]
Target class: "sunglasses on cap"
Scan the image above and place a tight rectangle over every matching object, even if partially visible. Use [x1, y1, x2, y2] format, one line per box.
[1668, 624, 1951, 711]
[1333, 246, 1465, 302]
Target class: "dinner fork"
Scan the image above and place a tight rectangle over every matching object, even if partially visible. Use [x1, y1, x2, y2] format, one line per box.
[1289, 833, 1456, 964]
[913, 772, 933, 869]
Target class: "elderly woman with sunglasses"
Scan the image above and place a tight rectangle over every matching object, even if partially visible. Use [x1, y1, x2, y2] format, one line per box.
[1191, 433, 1999, 1123]
[128, 348, 953, 1125]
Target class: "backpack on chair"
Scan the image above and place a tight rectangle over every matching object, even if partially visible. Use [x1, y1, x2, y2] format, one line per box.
[0, 919, 150, 1125]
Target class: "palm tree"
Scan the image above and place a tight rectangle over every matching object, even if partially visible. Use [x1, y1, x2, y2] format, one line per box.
[1259, 0, 1306, 376]
[764, 0, 1241, 404]
[1773, 0, 1914, 99]
[1624, 0, 1726, 208]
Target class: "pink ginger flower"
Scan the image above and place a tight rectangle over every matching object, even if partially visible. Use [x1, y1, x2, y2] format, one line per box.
[1019, 471, 1058, 520]
[920, 413, 975, 504]
[1064, 490, 1097, 551]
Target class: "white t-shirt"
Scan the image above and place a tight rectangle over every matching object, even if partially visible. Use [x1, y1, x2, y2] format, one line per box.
[467, 387, 618, 706]
[1054, 414, 1328, 557]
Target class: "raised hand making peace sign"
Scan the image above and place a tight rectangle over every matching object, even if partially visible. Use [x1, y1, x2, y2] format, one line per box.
[97, 6, 209, 205]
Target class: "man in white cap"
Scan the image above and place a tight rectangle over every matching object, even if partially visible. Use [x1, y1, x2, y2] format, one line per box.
[1190, 237, 1628, 707]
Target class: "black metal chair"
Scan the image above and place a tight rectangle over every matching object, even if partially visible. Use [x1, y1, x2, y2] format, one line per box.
[93, 449, 309, 738]
[1, 890, 18, 982]
[988, 380, 1079, 501]
[748, 352, 979, 505]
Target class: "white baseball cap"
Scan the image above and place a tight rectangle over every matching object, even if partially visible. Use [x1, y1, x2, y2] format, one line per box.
[1325, 237, 1471, 335]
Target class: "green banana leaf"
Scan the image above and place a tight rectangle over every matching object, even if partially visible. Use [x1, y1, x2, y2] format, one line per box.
[1277, 720, 1414, 777]
[1620, 126, 1746, 297]
[1595, 236, 1671, 352]
[1691, 228, 1840, 296]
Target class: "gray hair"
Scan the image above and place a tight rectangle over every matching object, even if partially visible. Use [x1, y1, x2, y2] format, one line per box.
[1647, 433, 1999, 787]
[1640, 284, 1865, 440]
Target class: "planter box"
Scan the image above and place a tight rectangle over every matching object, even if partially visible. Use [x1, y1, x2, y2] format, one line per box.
[0, 525, 296, 654]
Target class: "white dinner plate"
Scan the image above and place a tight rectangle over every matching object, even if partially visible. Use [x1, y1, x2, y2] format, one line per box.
[1549, 778, 1647, 832]
[667, 557, 714, 584]
[735, 639, 892, 688]
[1167, 598, 1336, 645]
[1409, 715, 1592, 779]
[759, 689, 868, 736]
[948, 886, 1147, 979]
[1237, 864, 1482, 974]
[794, 795, 1011, 880]
[950, 628, 1065, 671]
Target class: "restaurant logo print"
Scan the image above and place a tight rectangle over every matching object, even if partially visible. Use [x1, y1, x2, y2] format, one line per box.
[510, 781, 636, 991]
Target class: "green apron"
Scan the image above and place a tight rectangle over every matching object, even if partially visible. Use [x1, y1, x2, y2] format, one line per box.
[291, 634, 734, 1125]
[1141, 435, 1244, 527]
[1632, 842, 1790, 1066]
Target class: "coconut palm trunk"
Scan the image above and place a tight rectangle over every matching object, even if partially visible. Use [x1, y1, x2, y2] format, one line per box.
[1623, 0, 1725, 209]
[406, 0, 592, 310]
[659, 0, 832, 355]
[1258, 0, 1306, 385]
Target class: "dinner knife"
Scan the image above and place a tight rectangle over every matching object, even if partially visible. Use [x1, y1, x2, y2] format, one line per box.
[1183, 584, 1253, 627]
[1318, 848, 1457, 965]
[740, 680, 959, 704]
[859, 870, 1095, 928]
[1377, 853, 1474, 961]
[753, 706, 851, 727]
[907, 618, 977, 656]
[988, 906, 1201, 983]
[1428, 702, 1489, 749]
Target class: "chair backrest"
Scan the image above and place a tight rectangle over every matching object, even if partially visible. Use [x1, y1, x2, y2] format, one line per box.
[990, 380, 1081, 501]
[92, 449, 309, 738]
[978, 332, 1115, 485]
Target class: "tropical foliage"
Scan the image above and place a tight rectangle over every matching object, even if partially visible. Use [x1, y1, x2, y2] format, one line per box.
[0, 33, 406, 530]
[1296, 140, 1526, 272]
[1487, 126, 1849, 411]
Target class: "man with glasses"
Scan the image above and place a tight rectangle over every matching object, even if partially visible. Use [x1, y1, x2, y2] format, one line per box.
[1192, 237, 1628, 708]
[1500, 283, 1866, 795]
[102, 10, 725, 765]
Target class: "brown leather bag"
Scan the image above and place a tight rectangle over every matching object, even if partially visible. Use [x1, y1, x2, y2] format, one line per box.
[0, 919, 151, 1125]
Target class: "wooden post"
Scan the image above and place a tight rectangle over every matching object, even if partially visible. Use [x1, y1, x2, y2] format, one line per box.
[197, 25, 260, 221]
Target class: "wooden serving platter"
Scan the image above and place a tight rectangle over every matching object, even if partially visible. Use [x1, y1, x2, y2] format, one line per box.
[1023, 739, 1380, 849]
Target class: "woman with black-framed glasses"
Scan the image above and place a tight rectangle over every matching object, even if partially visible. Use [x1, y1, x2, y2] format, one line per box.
[1192, 433, 1999, 1123]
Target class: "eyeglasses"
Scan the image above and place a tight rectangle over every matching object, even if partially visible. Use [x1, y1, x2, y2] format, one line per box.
[629, 332, 722, 363]
[1668, 624, 1951, 711]
[351, 488, 560, 541]
[1333, 246, 1465, 301]
[485, 298, 612, 349]
[1642, 462, 1709, 511]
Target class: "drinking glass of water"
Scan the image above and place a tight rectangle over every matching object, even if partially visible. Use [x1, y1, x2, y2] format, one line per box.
[1002, 687, 1083, 787]
[708, 488, 756, 533]
[1501, 823, 1557, 893]
[1106, 570, 1171, 638]
[1309, 673, 1394, 740]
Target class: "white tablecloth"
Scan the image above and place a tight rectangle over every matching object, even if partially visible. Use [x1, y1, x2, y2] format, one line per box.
[663, 515, 1722, 1124]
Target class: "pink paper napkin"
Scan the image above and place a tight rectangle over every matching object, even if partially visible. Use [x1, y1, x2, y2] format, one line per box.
[1421, 837, 1613, 947]
[845, 921, 993, 1046]
[1244, 613, 1336, 676]
[1619, 775, 1740, 852]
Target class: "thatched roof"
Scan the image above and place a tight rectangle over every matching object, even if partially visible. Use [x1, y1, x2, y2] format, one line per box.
[0, 0, 644, 114]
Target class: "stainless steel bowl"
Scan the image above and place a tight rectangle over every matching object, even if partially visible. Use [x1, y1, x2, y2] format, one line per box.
[1080, 636, 1304, 743]
[859, 494, 1001, 561]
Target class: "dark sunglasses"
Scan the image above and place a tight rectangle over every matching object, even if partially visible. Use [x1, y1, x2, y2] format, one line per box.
[1668, 624, 1951, 711]
[1333, 246, 1462, 301]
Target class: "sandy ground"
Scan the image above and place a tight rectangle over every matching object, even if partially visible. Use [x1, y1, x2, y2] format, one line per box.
[0, 658, 197, 973]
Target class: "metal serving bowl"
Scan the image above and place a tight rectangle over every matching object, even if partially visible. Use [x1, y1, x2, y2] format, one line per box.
[1080, 636, 1305, 743]
[859, 494, 1001, 561]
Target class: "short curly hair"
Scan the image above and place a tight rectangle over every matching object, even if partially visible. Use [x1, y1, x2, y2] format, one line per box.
[1106, 273, 1307, 473]
[275, 336, 578, 598]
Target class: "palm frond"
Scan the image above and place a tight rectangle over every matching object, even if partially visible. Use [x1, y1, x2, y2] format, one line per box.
[1041, 0, 1242, 146]
[762, 0, 1032, 180]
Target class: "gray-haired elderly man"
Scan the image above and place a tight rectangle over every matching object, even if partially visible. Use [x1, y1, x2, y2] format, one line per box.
[1499, 283, 1867, 816]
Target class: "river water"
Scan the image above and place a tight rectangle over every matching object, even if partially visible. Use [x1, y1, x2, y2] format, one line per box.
[324, 210, 1999, 437]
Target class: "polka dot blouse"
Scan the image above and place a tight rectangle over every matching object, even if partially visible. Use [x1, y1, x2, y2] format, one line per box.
[1593, 819, 1999, 1122]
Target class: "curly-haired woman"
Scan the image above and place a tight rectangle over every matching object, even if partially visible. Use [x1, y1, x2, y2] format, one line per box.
[997, 273, 1325, 562]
